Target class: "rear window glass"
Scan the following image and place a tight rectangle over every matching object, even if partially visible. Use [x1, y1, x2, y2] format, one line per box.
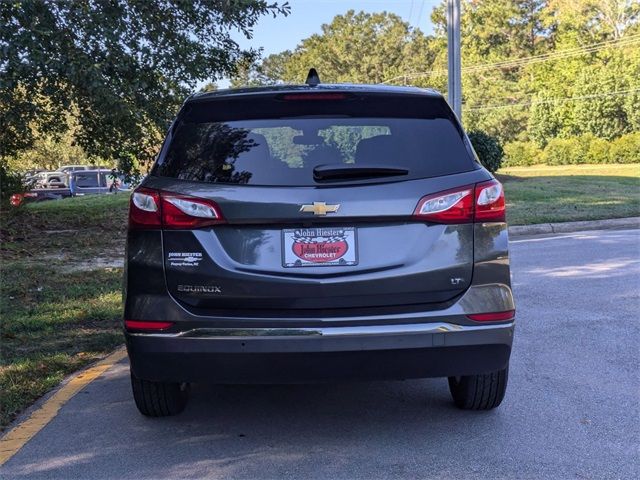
[153, 94, 477, 186]
[74, 173, 100, 188]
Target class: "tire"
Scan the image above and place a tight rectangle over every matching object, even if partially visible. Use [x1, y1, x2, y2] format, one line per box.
[448, 366, 508, 410]
[130, 370, 188, 417]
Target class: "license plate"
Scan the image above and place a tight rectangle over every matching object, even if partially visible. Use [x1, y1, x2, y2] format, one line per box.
[282, 227, 358, 267]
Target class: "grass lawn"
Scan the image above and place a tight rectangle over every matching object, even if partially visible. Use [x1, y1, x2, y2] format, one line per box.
[499, 164, 640, 225]
[0, 193, 129, 262]
[0, 194, 129, 429]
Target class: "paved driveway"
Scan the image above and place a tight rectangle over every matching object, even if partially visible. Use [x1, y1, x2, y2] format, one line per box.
[1, 229, 639, 479]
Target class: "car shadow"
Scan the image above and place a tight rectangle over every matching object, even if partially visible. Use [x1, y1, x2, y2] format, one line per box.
[3, 362, 513, 479]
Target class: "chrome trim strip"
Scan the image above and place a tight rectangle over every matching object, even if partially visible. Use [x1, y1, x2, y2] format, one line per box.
[130, 321, 514, 339]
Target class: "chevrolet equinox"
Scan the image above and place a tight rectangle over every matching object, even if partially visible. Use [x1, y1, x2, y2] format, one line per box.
[124, 74, 515, 416]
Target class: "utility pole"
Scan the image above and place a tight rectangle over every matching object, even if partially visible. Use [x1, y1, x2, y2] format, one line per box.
[447, 0, 462, 119]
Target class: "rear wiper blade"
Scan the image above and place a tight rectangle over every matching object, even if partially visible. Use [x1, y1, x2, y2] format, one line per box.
[313, 163, 409, 181]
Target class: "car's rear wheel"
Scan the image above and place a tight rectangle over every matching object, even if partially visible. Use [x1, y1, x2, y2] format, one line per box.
[130, 370, 188, 417]
[448, 366, 508, 410]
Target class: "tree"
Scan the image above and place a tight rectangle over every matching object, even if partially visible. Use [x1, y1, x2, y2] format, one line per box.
[251, 11, 435, 85]
[0, 0, 289, 166]
[230, 51, 292, 88]
[573, 54, 630, 140]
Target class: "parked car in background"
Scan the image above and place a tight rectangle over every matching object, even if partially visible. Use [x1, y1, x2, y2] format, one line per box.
[33, 171, 67, 188]
[70, 169, 130, 195]
[10, 189, 72, 207]
[59, 164, 110, 173]
[11, 169, 130, 207]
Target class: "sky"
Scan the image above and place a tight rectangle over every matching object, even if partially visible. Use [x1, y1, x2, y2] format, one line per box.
[217, 0, 440, 88]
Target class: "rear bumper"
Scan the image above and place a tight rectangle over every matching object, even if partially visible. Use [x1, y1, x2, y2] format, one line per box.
[126, 321, 514, 383]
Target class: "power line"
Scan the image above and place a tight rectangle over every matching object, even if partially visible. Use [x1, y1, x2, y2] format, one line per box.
[382, 34, 640, 84]
[463, 88, 640, 112]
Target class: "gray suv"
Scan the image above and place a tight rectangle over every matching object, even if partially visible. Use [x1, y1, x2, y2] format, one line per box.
[124, 81, 515, 416]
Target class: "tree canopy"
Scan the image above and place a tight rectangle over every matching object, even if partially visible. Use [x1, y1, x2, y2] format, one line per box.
[1, 0, 289, 164]
[233, 1, 639, 149]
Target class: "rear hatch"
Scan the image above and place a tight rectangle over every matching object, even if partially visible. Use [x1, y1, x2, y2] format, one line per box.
[145, 90, 491, 315]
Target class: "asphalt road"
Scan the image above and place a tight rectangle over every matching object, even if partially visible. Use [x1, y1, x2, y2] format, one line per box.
[2, 229, 639, 479]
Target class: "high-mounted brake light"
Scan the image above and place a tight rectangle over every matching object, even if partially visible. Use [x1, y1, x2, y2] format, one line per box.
[125, 320, 174, 331]
[129, 188, 225, 230]
[282, 93, 348, 101]
[466, 310, 515, 322]
[413, 179, 506, 224]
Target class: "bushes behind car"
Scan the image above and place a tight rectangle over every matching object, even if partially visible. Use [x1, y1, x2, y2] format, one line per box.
[0, 161, 24, 206]
[467, 131, 504, 173]
[501, 132, 640, 167]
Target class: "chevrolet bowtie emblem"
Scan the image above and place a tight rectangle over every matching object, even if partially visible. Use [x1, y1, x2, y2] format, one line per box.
[299, 202, 340, 216]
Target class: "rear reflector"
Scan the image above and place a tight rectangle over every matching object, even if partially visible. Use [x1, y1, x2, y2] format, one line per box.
[466, 310, 515, 322]
[125, 320, 174, 331]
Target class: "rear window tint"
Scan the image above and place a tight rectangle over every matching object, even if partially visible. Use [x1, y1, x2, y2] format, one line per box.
[74, 173, 100, 188]
[153, 94, 478, 186]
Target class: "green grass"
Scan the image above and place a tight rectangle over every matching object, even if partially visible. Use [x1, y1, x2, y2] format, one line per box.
[499, 164, 640, 225]
[0, 195, 129, 429]
[0, 194, 129, 262]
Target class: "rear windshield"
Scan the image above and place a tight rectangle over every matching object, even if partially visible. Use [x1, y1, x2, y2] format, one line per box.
[153, 94, 478, 186]
[74, 172, 101, 188]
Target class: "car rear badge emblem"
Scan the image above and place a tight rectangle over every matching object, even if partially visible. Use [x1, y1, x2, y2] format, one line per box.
[300, 202, 340, 216]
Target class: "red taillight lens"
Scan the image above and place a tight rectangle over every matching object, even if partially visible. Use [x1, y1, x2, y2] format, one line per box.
[129, 188, 161, 229]
[129, 188, 225, 230]
[10, 194, 23, 207]
[125, 320, 174, 331]
[474, 179, 505, 222]
[413, 179, 506, 224]
[161, 194, 224, 229]
[413, 185, 474, 223]
[466, 310, 515, 322]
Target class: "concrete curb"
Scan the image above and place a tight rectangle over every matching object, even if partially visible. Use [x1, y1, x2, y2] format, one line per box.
[508, 217, 640, 237]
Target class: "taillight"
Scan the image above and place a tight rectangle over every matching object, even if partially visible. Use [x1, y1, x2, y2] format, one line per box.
[129, 188, 161, 229]
[125, 320, 174, 331]
[413, 179, 506, 224]
[161, 195, 224, 228]
[10, 193, 23, 207]
[413, 185, 474, 223]
[474, 179, 505, 222]
[129, 188, 225, 230]
[467, 310, 515, 322]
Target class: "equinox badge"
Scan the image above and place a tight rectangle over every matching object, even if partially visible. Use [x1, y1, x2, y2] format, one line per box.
[300, 202, 340, 216]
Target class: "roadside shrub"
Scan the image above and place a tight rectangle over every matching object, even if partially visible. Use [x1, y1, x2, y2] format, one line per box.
[468, 130, 504, 172]
[584, 136, 610, 164]
[502, 141, 542, 167]
[541, 137, 588, 165]
[609, 133, 640, 164]
[0, 161, 24, 207]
